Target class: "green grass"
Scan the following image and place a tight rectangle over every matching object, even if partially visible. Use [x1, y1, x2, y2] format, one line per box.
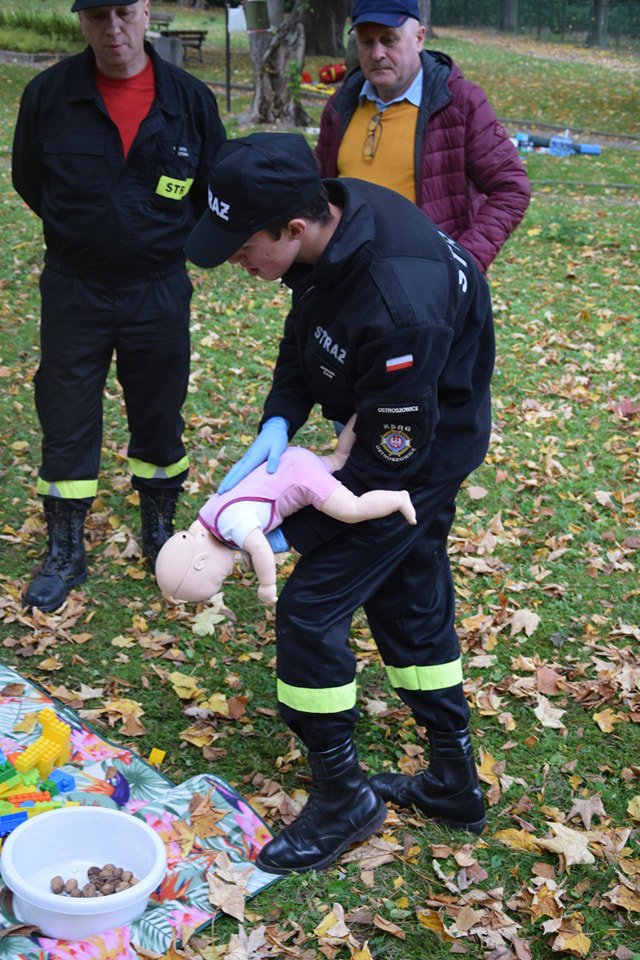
[0, 30, 639, 960]
[0, 4, 83, 52]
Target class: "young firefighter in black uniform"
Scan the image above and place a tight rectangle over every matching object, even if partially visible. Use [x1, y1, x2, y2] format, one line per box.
[186, 133, 495, 874]
[12, 0, 226, 612]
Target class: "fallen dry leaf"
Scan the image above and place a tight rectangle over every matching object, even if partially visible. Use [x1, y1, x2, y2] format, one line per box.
[314, 903, 351, 940]
[416, 907, 455, 942]
[537, 823, 595, 868]
[493, 828, 540, 853]
[567, 795, 607, 830]
[509, 608, 541, 637]
[205, 851, 252, 923]
[533, 695, 567, 730]
[372, 914, 406, 939]
[340, 834, 402, 870]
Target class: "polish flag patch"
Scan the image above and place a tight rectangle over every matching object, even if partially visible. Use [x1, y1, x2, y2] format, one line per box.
[386, 354, 413, 373]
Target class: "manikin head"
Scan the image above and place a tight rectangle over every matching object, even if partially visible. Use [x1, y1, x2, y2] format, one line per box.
[155, 520, 235, 602]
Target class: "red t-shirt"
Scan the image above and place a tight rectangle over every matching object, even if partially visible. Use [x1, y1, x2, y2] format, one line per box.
[96, 57, 155, 158]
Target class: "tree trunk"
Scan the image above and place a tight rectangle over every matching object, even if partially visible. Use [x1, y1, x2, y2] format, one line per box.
[246, 13, 272, 113]
[243, 0, 311, 128]
[302, 0, 350, 57]
[419, 0, 435, 38]
[587, 0, 609, 46]
[266, 0, 284, 29]
[345, 33, 358, 73]
[497, 0, 519, 31]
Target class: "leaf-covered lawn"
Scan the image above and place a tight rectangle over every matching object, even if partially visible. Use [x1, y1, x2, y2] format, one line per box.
[0, 28, 639, 960]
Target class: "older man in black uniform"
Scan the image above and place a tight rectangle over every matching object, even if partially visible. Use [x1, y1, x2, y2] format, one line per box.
[186, 132, 494, 874]
[12, 0, 225, 611]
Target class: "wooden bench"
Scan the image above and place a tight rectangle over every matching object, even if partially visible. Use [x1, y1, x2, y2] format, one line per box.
[149, 12, 175, 30]
[159, 29, 208, 62]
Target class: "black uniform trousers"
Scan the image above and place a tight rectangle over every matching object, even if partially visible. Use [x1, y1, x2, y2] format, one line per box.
[277, 475, 470, 751]
[36, 265, 192, 497]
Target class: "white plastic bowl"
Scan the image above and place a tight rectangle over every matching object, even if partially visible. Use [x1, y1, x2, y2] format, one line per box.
[0, 806, 167, 940]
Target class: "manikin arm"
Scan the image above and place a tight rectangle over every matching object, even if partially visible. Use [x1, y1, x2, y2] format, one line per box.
[322, 486, 416, 526]
[321, 414, 357, 473]
[319, 415, 417, 525]
[243, 527, 278, 604]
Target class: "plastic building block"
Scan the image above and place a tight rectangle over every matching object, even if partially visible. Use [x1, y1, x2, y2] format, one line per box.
[4, 782, 35, 797]
[8, 790, 51, 806]
[148, 749, 166, 767]
[48, 769, 76, 793]
[0, 761, 17, 783]
[13, 709, 71, 778]
[39, 779, 59, 797]
[5, 786, 37, 800]
[0, 811, 28, 836]
[13, 742, 44, 775]
[33, 741, 59, 779]
[40, 709, 71, 756]
[26, 800, 64, 817]
[0, 772, 22, 796]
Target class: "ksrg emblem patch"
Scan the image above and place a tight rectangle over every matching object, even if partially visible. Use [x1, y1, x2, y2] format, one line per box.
[376, 427, 414, 462]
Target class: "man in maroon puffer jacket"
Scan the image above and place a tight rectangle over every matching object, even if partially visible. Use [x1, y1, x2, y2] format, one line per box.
[316, 0, 531, 273]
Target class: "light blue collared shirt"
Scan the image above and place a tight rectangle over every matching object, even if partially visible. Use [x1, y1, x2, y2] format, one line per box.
[359, 68, 423, 111]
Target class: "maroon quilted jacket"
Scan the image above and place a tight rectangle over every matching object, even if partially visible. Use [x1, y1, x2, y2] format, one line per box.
[316, 50, 531, 273]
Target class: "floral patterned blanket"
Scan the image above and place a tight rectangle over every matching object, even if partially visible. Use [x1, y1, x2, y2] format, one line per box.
[0, 663, 278, 959]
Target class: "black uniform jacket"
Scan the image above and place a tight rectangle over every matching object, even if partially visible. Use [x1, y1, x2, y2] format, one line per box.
[12, 42, 225, 282]
[262, 179, 495, 502]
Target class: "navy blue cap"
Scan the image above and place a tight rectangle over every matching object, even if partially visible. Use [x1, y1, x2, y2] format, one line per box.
[72, 0, 137, 10]
[351, 0, 421, 29]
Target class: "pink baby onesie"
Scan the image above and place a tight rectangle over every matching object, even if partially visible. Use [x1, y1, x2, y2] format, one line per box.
[198, 446, 341, 549]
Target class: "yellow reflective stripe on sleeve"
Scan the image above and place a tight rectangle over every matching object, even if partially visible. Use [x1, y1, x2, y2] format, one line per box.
[277, 679, 357, 714]
[385, 658, 463, 692]
[129, 455, 189, 480]
[155, 175, 194, 199]
[36, 478, 98, 499]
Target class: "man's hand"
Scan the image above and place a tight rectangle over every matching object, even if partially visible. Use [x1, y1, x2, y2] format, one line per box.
[217, 417, 289, 494]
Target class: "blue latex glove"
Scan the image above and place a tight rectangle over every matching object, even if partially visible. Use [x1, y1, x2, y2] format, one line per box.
[266, 527, 290, 553]
[217, 416, 289, 494]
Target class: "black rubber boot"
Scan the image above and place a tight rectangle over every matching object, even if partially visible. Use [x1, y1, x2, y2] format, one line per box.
[371, 727, 486, 835]
[256, 739, 387, 874]
[139, 490, 179, 567]
[23, 498, 88, 613]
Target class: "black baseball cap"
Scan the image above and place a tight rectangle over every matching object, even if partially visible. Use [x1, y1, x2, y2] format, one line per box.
[186, 133, 322, 269]
[350, 0, 421, 29]
[71, 0, 138, 10]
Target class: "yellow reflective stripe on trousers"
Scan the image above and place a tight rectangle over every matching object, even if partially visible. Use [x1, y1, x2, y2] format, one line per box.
[385, 658, 463, 691]
[36, 478, 98, 498]
[129, 455, 189, 480]
[277, 679, 357, 714]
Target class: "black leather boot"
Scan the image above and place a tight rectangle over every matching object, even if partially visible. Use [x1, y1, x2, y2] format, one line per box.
[23, 498, 88, 613]
[139, 490, 179, 567]
[256, 739, 387, 874]
[371, 727, 486, 835]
